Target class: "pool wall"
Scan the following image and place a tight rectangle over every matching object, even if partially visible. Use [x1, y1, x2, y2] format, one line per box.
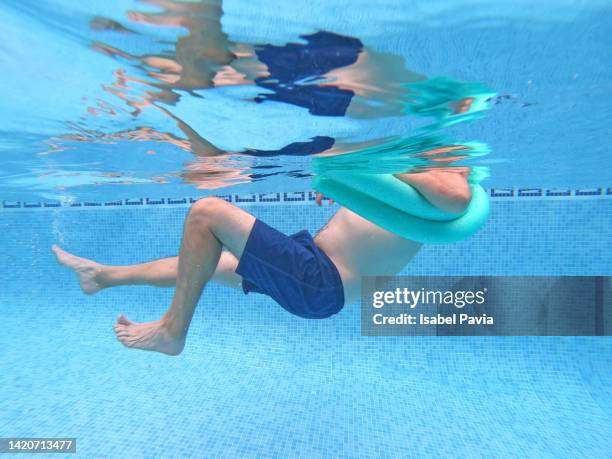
[1, 190, 611, 457]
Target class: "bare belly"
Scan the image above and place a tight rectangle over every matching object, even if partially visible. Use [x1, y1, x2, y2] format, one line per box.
[314, 207, 422, 303]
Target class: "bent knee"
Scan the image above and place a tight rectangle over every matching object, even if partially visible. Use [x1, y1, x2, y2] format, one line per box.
[188, 197, 229, 223]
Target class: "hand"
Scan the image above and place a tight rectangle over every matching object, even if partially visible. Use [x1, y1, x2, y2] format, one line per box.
[315, 193, 334, 206]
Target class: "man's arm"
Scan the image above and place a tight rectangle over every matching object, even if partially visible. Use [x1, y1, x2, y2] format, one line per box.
[394, 169, 472, 214]
[315, 168, 471, 213]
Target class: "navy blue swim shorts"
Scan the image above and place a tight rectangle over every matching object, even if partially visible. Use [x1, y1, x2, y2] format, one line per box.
[235, 219, 345, 319]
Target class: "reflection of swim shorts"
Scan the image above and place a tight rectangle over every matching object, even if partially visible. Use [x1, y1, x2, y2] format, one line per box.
[244, 136, 335, 157]
[243, 32, 363, 161]
[254, 31, 363, 116]
[236, 219, 345, 319]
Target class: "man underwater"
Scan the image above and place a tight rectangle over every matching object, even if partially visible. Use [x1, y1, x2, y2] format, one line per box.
[53, 167, 470, 355]
[55, 1, 480, 355]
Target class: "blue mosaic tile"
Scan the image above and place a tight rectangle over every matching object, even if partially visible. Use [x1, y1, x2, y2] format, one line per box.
[546, 189, 571, 196]
[125, 198, 143, 206]
[260, 192, 281, 202]
[575, 188, 602, 196]
[2, 186, 612, 212]
[234, 193, 257, 203]
[490, 188, 514, 197]
[0, 198, 610, 457]
[518, 188, 542, 197]
[283, 191, 305, 202]
[104, 200, 123, 206]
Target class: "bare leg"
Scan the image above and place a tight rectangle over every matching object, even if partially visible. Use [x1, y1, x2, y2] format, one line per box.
[52, 245, 104, 294]
[52, 246, 243, 291]
[100, 257, 180, 288]
[113, 197, 255, 355]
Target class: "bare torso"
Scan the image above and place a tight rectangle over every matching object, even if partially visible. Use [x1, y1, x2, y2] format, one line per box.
[312, 168, 473, 304]
[314, 207, 422, 303]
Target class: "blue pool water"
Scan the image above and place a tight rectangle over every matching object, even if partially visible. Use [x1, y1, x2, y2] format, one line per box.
[2, 197, 611, 457]
[1, 0, 611, 457]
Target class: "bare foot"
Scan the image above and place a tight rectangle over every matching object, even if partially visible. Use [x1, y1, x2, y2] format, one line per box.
[52, 245, 104, 294]
[113, 315, 185, 356]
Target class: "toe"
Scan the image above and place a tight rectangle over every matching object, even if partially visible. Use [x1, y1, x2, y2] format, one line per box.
[117, 314, 133, 326]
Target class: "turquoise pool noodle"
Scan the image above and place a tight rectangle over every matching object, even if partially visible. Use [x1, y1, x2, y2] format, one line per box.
[319, 173, 462, 221]
[312, 174, 489, 244]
